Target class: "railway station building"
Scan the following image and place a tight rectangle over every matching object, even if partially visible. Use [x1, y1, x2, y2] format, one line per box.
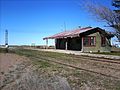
[43, 27, 113, 52]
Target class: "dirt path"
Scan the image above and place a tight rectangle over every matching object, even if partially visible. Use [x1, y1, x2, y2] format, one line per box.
[0, 53, 28, 74]
[0, 53, 30, 90]
[0, 53, 71, 90]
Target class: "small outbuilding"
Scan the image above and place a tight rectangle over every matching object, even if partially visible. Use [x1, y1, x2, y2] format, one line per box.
[43, 27, 113, 52]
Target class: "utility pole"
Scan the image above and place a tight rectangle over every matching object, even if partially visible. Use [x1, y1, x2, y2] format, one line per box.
[64, 22, 66, 32]
[64, 22, 68, 50]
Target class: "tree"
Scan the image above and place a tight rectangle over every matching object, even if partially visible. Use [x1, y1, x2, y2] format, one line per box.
[112, 0, 120, 42]
[81, 0, 120, 42]
[112, 0, 120, 8]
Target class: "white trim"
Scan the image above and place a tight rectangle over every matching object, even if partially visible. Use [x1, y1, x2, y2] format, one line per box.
[65, 40, 68, 50]
[81, 37, 84, 52]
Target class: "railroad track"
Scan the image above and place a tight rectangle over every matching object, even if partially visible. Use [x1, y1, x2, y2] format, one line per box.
[24, 48, 120, 64]
[31, 56, 120, 79]
[70, 55, 120, 65]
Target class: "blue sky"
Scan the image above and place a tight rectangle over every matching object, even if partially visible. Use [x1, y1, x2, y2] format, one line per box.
[0, 0, 116, 46]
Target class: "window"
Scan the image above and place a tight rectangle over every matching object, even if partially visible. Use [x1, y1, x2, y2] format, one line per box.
[83, 36, 95, 46]
[90, 37, 95, 45]
[83, 37, 89, 46]
[101, 37, 106, 46]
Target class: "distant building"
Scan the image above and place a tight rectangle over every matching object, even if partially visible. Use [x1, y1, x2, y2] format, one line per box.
[43, 27, 113, 52]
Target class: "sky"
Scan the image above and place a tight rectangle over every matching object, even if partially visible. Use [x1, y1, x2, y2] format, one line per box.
[0, 0, 118, 46]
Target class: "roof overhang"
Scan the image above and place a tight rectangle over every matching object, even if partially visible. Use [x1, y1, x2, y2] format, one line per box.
[43, 27, 94, 40]
[43, 27, 114, 40]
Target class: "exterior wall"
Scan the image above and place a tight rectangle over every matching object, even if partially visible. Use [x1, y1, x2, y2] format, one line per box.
[55, 32, 111, 52]
[56, 39, 66, 49]
[68, 37, 82, 51]
[100, 38, 111, 52]
[56, 37, 82, 51]
[83, 32, 111, 52]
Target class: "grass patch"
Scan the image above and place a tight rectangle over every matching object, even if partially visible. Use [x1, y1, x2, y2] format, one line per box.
[92, 52, 120, 56]
[0, 48, 8, 53]
[3, 48, 120, 90]
[32, 60, 52, 68]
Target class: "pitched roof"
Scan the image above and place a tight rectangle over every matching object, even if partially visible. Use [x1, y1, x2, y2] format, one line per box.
[43, 27, 113, 40]
[43, 27, 95, 40]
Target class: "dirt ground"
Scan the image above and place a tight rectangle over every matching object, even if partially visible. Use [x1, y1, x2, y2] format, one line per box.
[0, 49, 120, 90]
[0, 53, 27, 74]
[0, 53, 71, 90]
[0, 53, 31, 90]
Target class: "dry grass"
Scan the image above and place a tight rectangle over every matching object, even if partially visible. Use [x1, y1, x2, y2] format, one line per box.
[3, 72, 71, 90]
[1, 48, 120, 90]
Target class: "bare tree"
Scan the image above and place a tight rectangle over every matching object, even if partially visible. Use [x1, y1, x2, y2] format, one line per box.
[112, 0, 120, 8]
[81, 0, 120, 41]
